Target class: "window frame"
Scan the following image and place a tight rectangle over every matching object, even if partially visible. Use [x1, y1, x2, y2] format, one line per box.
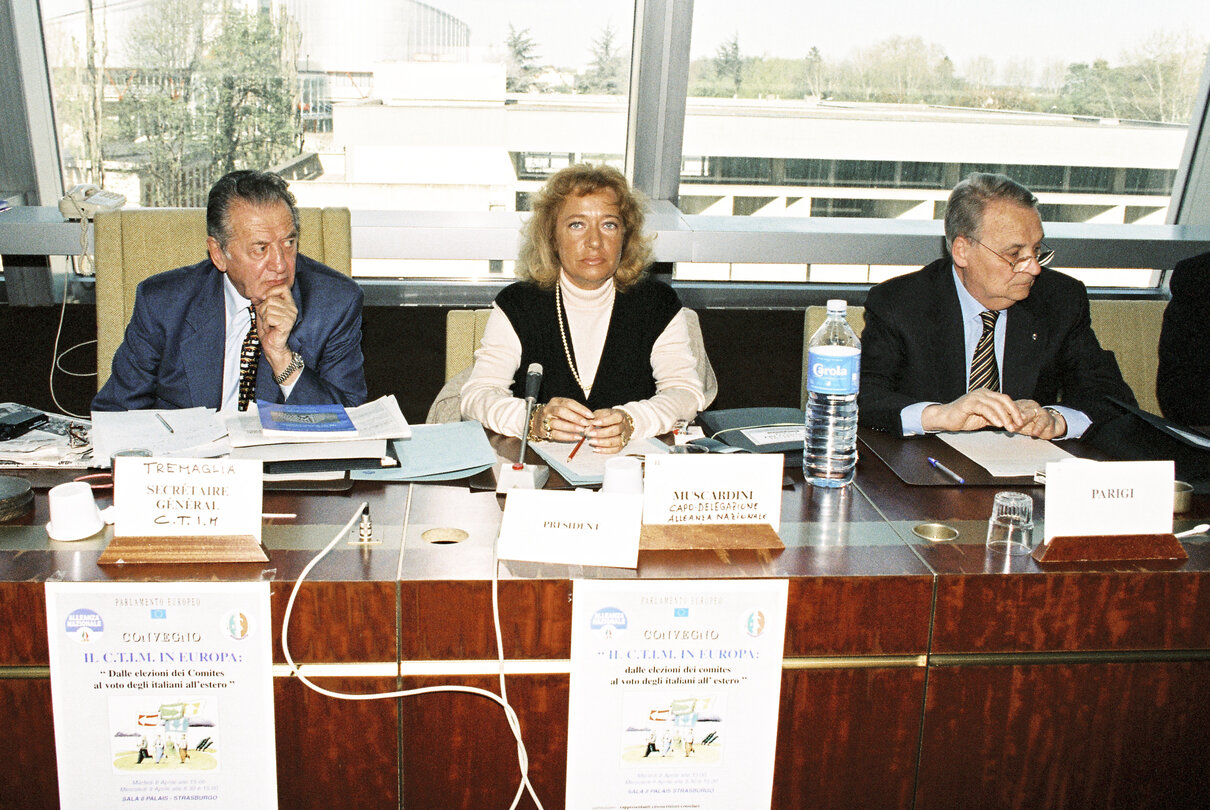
[5, 0, 1210, 308]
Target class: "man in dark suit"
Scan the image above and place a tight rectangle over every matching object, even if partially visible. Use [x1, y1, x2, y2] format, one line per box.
[93, 170, 366, 411]
[1157, 250, 1210, 425]
[859, 172, 1133, 439]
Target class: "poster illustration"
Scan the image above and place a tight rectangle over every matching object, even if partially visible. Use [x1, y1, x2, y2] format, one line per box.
[45, 582, 275, 809]
[566, 579, 788, 809]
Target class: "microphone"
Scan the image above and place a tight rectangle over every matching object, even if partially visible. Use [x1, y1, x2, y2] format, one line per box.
[524, 362, 542, 403]
[516, 363, 543, 468]
[497, 362, 550, 491]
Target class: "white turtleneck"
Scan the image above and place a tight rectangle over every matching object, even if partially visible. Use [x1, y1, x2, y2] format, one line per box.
[460, 272, 713, 440]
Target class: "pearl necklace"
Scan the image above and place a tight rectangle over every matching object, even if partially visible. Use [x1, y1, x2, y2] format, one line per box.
[555, 284, 590, 398]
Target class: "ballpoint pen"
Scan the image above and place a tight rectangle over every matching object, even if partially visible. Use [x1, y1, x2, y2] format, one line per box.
[155, 413, 174, 433]
[567, 434, 587, 460]
[927, 456, 964, 484]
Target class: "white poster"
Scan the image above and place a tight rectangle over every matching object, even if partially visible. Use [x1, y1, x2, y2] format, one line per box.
[566, 579, 789, 809]
[45, 582, 276, 809]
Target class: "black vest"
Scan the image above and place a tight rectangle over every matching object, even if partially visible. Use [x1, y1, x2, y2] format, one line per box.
[496, 278, 682, 410]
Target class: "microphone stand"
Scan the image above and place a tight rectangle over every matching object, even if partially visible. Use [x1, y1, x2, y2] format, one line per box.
[496, 368, 551, 492]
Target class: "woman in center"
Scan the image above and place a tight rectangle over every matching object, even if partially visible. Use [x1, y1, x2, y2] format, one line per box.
[460, 164, 714, 453]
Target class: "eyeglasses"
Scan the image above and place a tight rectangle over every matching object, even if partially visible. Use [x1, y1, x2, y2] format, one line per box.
[969, 237, 1055, 273]
[68, 423, 89, 448]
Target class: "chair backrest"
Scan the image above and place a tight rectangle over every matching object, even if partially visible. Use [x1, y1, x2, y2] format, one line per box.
[443, 308, 494, 381]
[1088, 299, 1165, 415]
[94, 206, 352, 390]
[801, 301, 1163, 413]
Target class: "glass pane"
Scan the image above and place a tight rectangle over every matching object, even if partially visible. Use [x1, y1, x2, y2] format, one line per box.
[40, 0, 635, 277]
[682, 0, 1210, 255]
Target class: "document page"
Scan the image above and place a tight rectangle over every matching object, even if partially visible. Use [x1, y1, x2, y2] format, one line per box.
[92, 408, 228, 463]
[533, 437, 668, 486]
[937, 430, 1074, 477]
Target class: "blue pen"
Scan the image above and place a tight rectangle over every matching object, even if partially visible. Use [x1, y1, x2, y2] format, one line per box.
[927, 457, 965, 484]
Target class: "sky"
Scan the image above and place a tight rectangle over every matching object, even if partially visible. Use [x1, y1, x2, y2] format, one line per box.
[40, 0, 1210, 77]
[436, 0, 1210, 74]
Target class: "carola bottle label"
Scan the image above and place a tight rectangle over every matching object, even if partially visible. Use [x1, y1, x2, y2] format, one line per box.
[807, 346, 860, 395]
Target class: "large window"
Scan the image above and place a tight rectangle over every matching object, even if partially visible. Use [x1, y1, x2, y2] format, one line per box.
[28, 1, 1210, 290]
[678, 0, 1210, 284]
[39, 0, 634, 276]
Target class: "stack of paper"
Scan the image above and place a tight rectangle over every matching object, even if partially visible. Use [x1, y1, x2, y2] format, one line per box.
[937, 430, 1074, 477]
[225, 396, 410, 468]
[0, 404, 94, 468]
[352, 421, 496, 482]
[91, 407, 229, 465]
[532, 437, 668, 487]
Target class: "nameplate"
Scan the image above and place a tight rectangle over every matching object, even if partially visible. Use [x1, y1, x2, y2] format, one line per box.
[642, 454, 783, 531]
[114, 457, 263, 542]
[1043, 459, 1173, 542]
[498, 490, 643, 569]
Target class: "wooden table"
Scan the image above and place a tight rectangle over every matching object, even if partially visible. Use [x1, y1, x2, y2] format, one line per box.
[1, 441, 1207, 809]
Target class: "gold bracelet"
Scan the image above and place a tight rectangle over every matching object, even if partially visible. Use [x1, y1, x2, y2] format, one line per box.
[618, 410, 635, 447]
[527, 405, 546, 443]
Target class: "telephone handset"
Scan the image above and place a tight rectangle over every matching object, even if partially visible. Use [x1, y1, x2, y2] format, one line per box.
[59, 184, 126, 220]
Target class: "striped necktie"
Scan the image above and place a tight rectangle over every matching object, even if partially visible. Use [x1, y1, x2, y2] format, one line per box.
[969, 310, 1000, 392]
[237, 305, 260, 411]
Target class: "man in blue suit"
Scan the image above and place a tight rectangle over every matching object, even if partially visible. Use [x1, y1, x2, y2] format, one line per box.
[93, 171, 366, 412]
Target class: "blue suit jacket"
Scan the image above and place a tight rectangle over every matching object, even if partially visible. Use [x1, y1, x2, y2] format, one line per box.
[858, 257, 1135, 434]
[93, 254, 366, 411]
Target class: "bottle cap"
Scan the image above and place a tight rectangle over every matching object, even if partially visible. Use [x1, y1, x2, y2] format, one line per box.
[826, 299, 847, 314]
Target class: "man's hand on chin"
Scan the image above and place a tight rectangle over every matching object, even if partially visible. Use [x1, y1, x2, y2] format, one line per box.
[254, 283, 299, 380]
[921, 389, 1025, 433]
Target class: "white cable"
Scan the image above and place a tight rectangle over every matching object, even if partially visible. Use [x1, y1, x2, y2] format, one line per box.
[492, 529, 545, 810]
[281, 500, 545, 810]
[49, 258, 94, 420]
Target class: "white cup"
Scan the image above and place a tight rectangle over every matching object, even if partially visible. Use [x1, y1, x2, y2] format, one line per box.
[46, 481, 106, 542]
[602, 456, 643, 494]
[986, 491, 1034, 555]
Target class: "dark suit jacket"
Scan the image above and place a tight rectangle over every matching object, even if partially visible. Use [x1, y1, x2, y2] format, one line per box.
[1157, 250, 1210, 425]
[858, 257, 1135, 434]
[93, 254, 366, 411]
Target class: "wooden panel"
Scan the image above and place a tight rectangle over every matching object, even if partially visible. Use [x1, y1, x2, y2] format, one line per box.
[916, 662, 1210, 810]
[930, 570, 1210, 653]
[399, 581, 573, 660]
[400, 674, 568, 810]
[0, 581, 48, 665]
[269, 579, 397, 664]
[773, 668, 925, 809]
[0, 679, 59, 810]
[783, 575, 932, 656]
[274, 677, 400, 810]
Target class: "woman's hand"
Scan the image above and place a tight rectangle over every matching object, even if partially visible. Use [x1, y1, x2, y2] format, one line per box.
[584, 408, 634, 455]
[537, 397, 593, 441]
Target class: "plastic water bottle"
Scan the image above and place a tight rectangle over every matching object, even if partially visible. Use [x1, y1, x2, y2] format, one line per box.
[804, 299, 861, 487]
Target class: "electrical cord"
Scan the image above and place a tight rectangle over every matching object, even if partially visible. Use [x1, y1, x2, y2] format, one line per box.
[49, 253, 96, 420]
[281, 500, 545, 810]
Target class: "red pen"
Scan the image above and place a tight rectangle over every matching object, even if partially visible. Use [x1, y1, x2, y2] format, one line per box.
[567, 434, 587, 460]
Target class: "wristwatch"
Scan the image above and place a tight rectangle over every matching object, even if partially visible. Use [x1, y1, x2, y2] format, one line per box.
[1044, 406, 1066, 438]
[273, 351, 304, 385]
